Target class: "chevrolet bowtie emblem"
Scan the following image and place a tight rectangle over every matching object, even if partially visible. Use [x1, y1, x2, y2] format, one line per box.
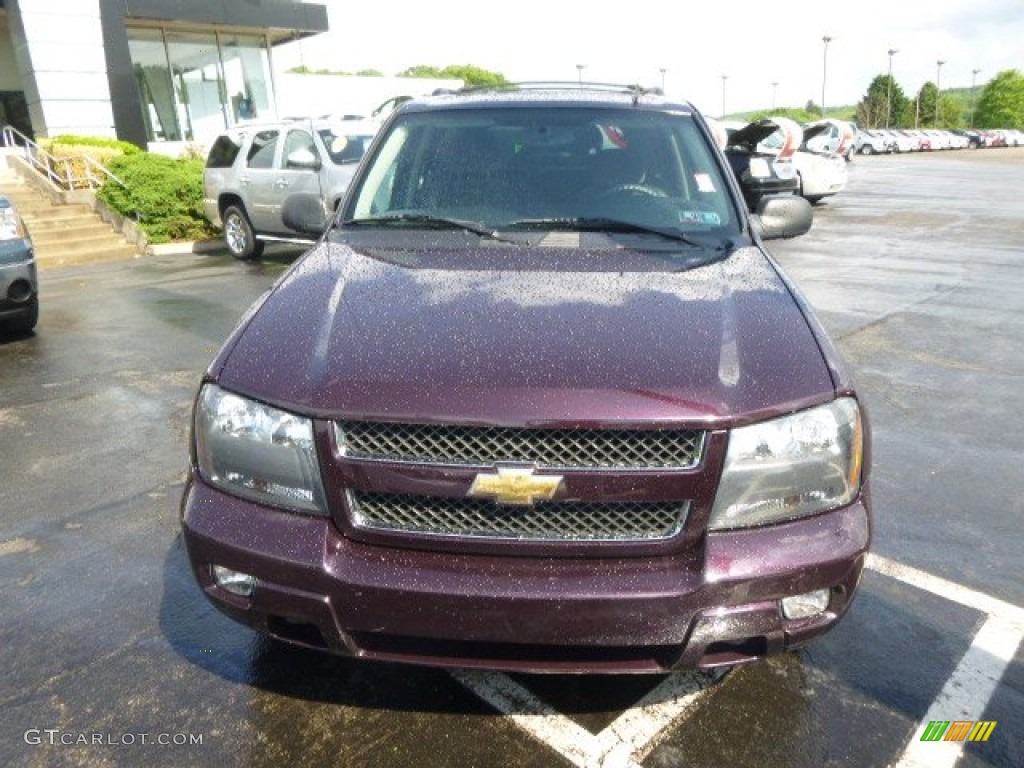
[468, 466, 563, 506]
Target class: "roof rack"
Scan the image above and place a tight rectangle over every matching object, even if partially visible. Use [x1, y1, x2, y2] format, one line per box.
[457, 81, 665, 103]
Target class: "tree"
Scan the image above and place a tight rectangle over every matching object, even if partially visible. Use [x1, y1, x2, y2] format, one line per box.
[804, 99, 823, 117]
[749, 107, 821, 124]
[397, 65, 508, 87]
[936, 94, 963, 128]
[355, 68, 384, 77]
[915, 82, 938, 128]
[973, 69, 1024, 129]
[856, 74, 910, 129]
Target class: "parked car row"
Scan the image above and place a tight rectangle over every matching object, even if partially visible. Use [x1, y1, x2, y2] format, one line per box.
[855, 127, 1023, 154]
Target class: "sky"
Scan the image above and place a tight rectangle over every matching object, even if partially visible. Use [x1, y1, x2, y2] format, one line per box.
[274, 0, 1024, 117]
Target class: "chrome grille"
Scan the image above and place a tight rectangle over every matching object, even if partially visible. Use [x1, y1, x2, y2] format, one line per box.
[336, 422, 705, 469]
[350, 493, 689, 541]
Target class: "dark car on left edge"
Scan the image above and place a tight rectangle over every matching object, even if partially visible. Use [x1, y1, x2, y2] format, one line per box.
[0, 195, 38, 335]
[181, 83, 870, 675]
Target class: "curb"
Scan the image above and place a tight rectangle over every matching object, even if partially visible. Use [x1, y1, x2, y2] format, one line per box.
[145, 239, 227, 257]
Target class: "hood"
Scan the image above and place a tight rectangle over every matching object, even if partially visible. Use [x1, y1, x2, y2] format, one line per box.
[729, 117, 803, 159]
[216, 242, 835, 428]
[801, 122, 830, 143]
[726, 120, 780, 150]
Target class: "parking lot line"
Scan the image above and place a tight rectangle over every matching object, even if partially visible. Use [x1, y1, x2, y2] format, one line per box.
[452, 557, 1024, 767]
[866, 553, 1024, 626]
[893, 615, 1023, 768]
[452, 668, 721, 768]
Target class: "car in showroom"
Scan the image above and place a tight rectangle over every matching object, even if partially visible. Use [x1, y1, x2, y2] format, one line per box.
[181, 84, 871, 674]
[0, 194, 38, 335]
[203, 118, 377, 259]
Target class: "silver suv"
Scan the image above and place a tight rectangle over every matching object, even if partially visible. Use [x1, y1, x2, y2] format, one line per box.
[203, 119, 376, 259]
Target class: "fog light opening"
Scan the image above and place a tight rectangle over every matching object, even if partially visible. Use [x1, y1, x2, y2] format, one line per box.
[781, 588, 831, 620]
[212, 565, 256, 597]
[7, 279, 32, 303]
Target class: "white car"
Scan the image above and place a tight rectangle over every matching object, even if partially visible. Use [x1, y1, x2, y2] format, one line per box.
[761, 121, 848, 204]
[856, 130, 890, 155]
[877, 129, 915, 153]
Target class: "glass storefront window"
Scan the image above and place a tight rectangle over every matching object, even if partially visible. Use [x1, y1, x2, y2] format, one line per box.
[165, 30, 226, 142]
[219, 33, 276, 125]
[129, 28, 181, 141]
[126, 26, 276, 144]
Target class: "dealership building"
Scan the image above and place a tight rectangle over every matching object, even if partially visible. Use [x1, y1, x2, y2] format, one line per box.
[0, 0, 328, 148]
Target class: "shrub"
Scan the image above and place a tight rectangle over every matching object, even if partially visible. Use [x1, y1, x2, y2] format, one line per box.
[39, 135, 140, 189]
[46, 135, 142, 154]
[97, 153, 217, 244]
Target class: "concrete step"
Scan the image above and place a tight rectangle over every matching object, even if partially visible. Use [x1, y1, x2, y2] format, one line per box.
[35, 243, 139, 269]
[19, 214, 110, 231]
[25, 221, 115, 239]
[32, 229, 127, 250]
[1, 172, 139, 268]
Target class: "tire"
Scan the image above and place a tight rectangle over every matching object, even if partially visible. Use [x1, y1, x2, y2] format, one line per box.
[805, 195, 825, 205]
[861, 145, 874, 155]
[222, 204, 264, 260]
[4, 296, 38, 335]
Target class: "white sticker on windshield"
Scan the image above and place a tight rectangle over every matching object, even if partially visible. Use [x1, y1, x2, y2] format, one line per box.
[694, 173, 715, 192]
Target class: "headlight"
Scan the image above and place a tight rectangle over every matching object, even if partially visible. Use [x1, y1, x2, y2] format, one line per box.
[709, 398, 863, 530]
[747, 158, 771, 178]
[194, 384, 328, 514]
[1, 207, 28, 241]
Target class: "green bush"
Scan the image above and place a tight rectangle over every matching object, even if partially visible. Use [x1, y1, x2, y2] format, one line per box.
[47, 135, 141, 154]
[97, 153, 217, 244]
[38, 135, 140, 189]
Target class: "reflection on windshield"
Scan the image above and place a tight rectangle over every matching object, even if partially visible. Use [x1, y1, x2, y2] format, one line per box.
[347, 108, 739, 236]
[318, 130, 374, 165]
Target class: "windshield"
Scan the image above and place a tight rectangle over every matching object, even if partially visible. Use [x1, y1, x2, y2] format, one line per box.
[344, 107, 739, 237]
[317, 128, 375, 165]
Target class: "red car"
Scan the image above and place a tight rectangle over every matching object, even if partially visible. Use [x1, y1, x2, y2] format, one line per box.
[181, 85, 871, 674]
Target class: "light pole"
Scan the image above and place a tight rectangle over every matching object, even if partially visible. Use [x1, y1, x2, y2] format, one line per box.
[721, 75, 728, 117]
[821, 35, 832, 116]
[771, 81, 779, 110]
[659, 68, 667, 92]
[970, 68, 981, 128]
[885, 48, 898, 129]
[935, 59, 945, 126]
[576, 64, 585, 88]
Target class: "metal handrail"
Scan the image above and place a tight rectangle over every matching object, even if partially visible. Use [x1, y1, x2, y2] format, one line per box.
[1, 124, 124, 190]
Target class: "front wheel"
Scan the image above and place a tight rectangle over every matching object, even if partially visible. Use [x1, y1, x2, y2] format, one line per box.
[3, 296, 38, 335]
[222, 205, 264, 260]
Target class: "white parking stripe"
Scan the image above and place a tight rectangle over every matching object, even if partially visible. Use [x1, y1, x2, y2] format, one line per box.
[867, 553, 1024, 627]
[893, 615, 1023, 768]
[452, 669, 721, 767]
[450, 557, 1024, 766]
[451, 670, 611, 768]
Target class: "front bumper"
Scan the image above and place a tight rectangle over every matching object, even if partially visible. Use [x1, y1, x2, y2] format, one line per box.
[0, 242, 38, 317]
[181, 475, 870, 673]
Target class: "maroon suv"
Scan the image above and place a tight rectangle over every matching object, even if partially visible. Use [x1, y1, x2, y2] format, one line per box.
[181, 85, 870, 674]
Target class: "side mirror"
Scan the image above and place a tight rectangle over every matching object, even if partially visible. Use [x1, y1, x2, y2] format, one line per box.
[282, 193, 328, 236]
[753, 195, 813, 240]
[285, 147, 321, 171]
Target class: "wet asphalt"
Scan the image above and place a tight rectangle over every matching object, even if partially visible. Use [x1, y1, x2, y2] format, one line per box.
[1, 149, 1022, 767]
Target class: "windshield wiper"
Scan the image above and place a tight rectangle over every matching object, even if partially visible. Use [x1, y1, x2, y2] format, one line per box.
[507, 217, 721, 249]
[343, 214, 514, 243]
